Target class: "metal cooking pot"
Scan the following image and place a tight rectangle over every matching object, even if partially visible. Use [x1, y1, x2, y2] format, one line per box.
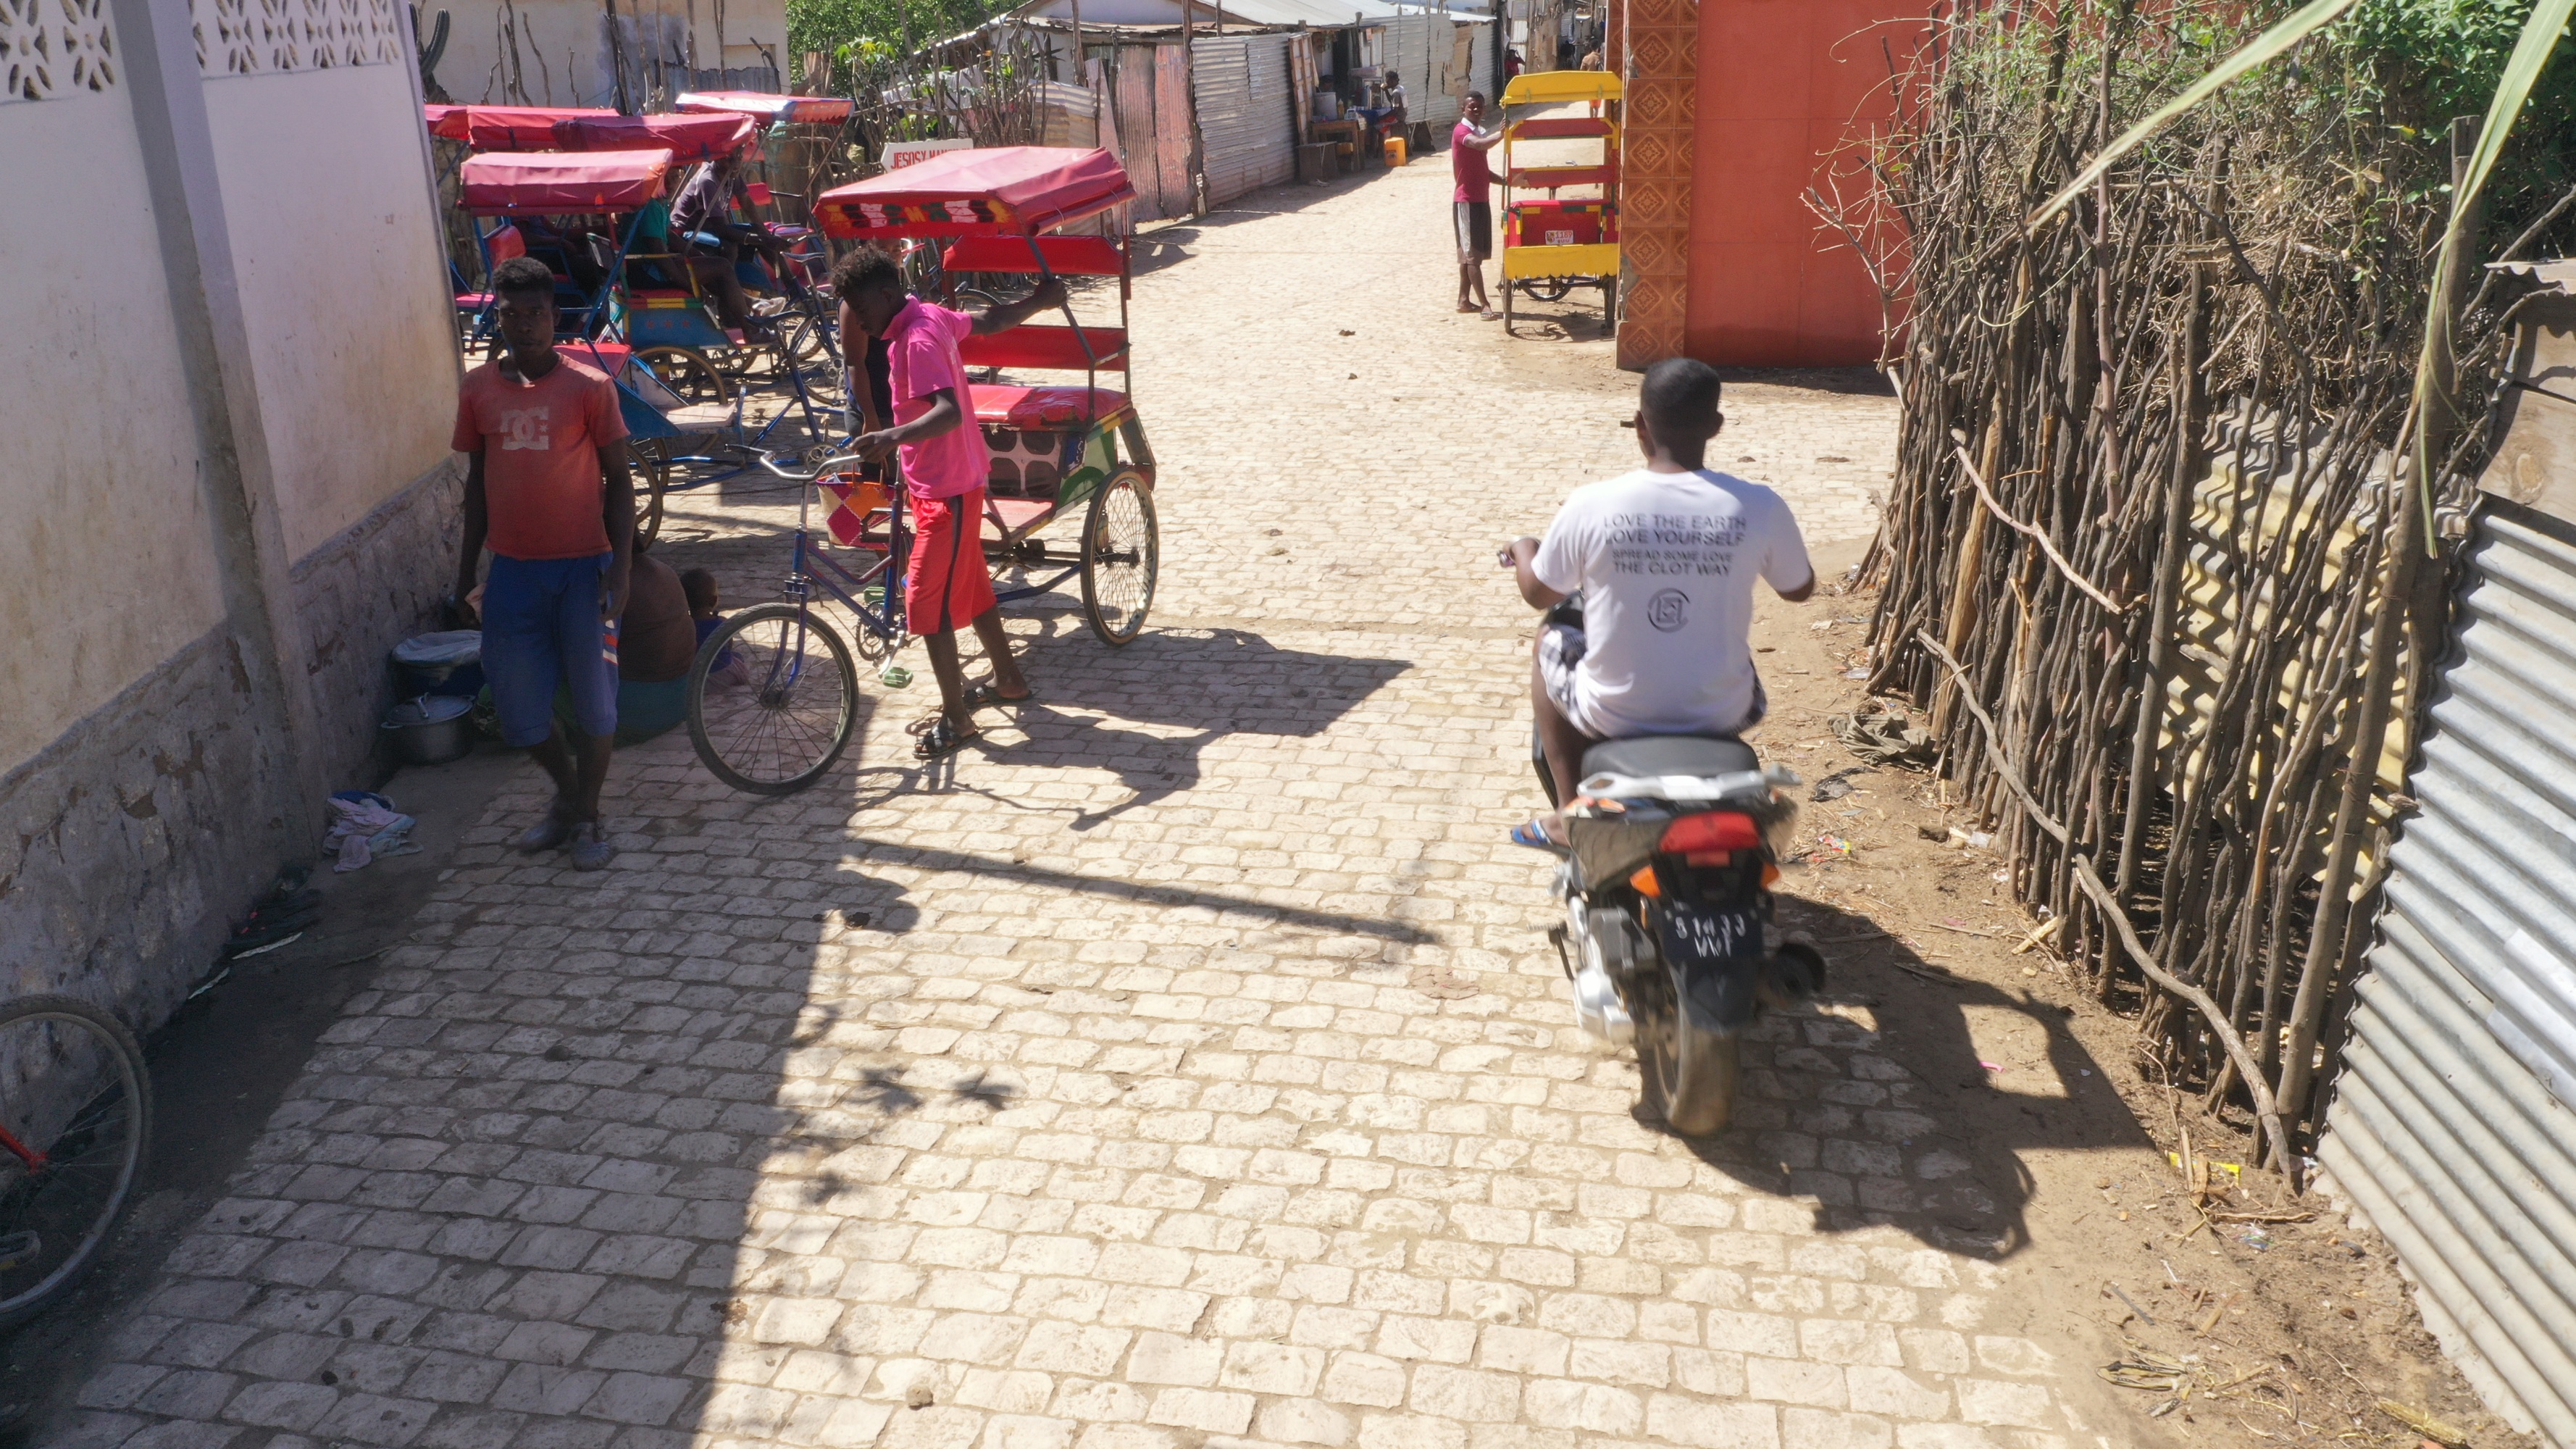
[382, 694, 473, 767]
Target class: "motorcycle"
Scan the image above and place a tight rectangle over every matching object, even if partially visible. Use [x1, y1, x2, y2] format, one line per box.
[1531, 598, 1827, 1135]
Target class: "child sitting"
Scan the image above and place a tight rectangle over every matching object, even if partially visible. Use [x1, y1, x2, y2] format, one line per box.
[683, 568, 750, 686]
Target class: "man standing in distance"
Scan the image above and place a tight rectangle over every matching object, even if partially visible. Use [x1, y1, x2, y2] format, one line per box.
[833, 245, 1065, 759]
[1453, 92, 1505, 317]
[452, 255, 636, 869]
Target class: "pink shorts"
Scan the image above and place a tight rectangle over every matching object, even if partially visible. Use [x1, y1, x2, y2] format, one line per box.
[906, 489, 998, 635]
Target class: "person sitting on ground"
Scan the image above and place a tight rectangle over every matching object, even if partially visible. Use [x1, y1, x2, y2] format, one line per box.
[682, 567, 748, 686]
[604, 543, 695, 743]
[1452, 92, 1506, 317]
[669, 149, 786, 338]
[830, 243, 1069, 759]
[451, 254, 635, 870]
[1498, 359, 1816, 845]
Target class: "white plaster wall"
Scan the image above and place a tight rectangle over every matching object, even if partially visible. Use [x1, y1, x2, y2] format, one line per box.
[0, 90, 228, 776]
[203, 64, 460, 560]
[435, 0, 789, 107]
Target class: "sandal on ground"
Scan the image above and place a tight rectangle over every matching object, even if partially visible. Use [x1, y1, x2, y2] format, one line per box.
[906, 682, 1032, 735]
[1510, 818, 1571, 856]
[1480, 309, 1503, 322]
[914, 716, 984, 759]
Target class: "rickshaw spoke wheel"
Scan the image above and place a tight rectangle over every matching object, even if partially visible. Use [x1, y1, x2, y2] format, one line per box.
[1079, 469, 1157, 648]
[632, 346, 734, 449]
[686, 604, 861, 795]
[779, 309, 844, 406]
[629, 441, 673, 550]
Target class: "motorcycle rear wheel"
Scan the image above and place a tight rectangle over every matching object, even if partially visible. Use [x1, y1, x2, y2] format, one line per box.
[1639, 1001, 1741, 1137]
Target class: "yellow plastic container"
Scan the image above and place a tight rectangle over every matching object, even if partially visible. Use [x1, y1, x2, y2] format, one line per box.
[1383, 136, 1408, 167]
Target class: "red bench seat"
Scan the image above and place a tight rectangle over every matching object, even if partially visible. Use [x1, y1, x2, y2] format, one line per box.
[971, 383, 1130, 429]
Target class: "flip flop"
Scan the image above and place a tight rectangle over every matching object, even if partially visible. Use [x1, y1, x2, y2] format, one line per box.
[906, 682, 1033, 735]
[914, 715, 984, 759]
[1510, 819, 1571, 856]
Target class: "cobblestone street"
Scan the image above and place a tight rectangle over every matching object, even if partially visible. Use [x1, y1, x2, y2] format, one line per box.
[46, 159, 2139, 1449]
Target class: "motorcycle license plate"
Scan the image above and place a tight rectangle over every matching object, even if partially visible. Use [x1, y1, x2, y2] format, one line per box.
[1657, 902, 1762, 963]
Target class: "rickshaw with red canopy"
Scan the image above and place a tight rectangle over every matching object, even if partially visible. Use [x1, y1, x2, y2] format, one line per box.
[455, 146, 709, 543]
[679, 146, 1161, 796]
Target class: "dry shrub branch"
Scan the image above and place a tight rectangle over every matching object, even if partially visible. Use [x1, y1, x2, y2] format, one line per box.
[1821, 0, 2543, 1173]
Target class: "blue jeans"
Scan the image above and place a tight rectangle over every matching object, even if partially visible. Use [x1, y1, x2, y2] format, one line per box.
[482, 552, 617, 747]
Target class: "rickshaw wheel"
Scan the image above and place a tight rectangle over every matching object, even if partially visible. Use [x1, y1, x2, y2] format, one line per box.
[630, 441, 672, 549]
[686, 603, 860, 795]
[1079, 467, 1157, 648]
[634, 345, 732, 409]
[778, 311, 843, 405]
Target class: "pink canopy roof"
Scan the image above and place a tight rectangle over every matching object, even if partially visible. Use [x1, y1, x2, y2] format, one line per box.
[460, 149, 674, 215]
[815, 147, 1134, 240]
[676, 91, 855, 124]
[425, 104, 616, 149]
[554, 112, 756, 162]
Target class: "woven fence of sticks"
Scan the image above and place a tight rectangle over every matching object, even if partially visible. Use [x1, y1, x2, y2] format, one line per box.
[1820, 1, 2554, 1174]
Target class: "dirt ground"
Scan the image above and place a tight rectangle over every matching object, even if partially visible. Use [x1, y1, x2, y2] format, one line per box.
[1741, 542, 2533, 1449]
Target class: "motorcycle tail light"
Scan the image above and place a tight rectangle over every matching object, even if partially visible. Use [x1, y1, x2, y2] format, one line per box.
[1683, 851, 1733, 867]
[1658, 811, 1761, 853]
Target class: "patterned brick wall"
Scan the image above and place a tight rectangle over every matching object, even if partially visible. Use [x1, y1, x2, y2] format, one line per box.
[1613, 0, 1697, 369]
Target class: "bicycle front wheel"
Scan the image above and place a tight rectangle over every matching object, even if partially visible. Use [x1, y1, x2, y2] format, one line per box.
[0, 995, 150, 1330]
[687, 603, 861, 794]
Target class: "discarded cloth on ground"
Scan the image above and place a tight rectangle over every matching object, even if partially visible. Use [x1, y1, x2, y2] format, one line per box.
[322, 790, 421, 872]
[1829, 706, 1936, 769]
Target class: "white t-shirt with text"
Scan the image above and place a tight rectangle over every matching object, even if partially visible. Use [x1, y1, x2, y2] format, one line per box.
[1531, 467, 1812, 739]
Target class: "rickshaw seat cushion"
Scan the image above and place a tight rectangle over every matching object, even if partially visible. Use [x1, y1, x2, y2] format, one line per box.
[488, 225, 527, 262]
[957, 325, 1127, 372]
[971, 384, 1128, 429]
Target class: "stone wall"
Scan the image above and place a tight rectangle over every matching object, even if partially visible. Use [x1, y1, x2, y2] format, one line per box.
[0, 631, 285, 1020]
[290, 457, 466, 785]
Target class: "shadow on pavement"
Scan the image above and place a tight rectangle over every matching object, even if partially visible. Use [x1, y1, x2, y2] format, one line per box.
[1652, 896, 2146, 1264]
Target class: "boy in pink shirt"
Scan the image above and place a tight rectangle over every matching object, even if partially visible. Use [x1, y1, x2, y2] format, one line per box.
[834, 245, 1065, 757]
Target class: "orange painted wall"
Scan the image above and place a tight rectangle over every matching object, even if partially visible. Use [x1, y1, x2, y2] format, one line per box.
[1686, 0, 1926, 366]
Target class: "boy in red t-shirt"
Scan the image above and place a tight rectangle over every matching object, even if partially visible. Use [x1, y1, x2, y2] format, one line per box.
[452, 256, 637, 869]
[833, 246, 1065, 759]
[1452, 91, 1506, 317]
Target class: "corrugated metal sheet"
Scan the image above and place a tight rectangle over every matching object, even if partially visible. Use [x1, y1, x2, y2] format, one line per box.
[1193, 33, 1293, 204]
[2320, 498, 2576, 1448]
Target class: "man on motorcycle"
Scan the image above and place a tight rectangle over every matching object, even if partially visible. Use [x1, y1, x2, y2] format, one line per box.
[1500, 359, 1816, 843]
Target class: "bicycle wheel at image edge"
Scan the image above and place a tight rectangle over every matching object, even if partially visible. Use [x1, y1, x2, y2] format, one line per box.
[1638, 985, 1740, 1138]
[1079, 467, 1158, 646]
[0, 995, 151, 1329]
[686, 603, 861, 794]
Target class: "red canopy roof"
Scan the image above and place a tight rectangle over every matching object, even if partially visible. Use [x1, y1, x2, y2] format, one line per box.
[460, 149, 674, 215]
[676, 91, 855, 124]
[816, 147, 1134, 240]
[426, 104, 617, 149]
[554, 112, 756, 162]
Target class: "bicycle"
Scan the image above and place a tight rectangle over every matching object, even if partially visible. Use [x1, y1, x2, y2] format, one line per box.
[687, 445, 1158, 795]
[0, 995, 151, 1329]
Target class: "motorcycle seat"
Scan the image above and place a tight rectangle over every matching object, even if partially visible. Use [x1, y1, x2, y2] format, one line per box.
[1580, 734, 1758, 782]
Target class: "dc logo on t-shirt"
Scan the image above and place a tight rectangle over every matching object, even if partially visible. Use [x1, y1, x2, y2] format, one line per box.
[498, 406, 553, 452]
[1648, 588, 1689, 632]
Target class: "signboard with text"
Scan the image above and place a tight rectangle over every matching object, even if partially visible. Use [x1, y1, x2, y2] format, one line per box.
[881, 138, 976, 170]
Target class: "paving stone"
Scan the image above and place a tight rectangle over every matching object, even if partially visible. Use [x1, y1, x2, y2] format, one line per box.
[36, 159, 2090, 1449]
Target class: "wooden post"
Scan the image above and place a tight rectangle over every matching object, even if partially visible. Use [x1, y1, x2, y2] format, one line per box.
[2276, 114, 2485, 1145]
[1070, 0, 1082, 85]
[2115, 273, 2207, 897]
